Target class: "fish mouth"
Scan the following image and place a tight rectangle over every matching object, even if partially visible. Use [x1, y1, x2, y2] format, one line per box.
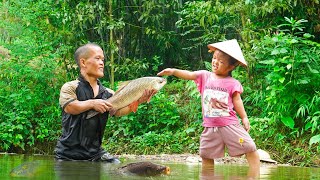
[161, 78, 167, 84]
[164, 167, 170, 175]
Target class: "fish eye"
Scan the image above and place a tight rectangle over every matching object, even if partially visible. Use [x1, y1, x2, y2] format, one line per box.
[165, 167, 170, 174]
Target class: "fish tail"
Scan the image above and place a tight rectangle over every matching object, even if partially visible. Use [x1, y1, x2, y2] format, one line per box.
[86, 110, 99, 119]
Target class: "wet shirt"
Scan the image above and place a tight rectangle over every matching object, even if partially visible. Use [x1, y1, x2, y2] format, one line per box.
[194, 70, 243, 127]
[54, 76, 112, 161]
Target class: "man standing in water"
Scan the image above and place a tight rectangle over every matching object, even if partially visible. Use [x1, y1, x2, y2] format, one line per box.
[54, 43, 150, 162]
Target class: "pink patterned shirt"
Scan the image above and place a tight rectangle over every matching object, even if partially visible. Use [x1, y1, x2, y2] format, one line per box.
[194, 70, 243, 127]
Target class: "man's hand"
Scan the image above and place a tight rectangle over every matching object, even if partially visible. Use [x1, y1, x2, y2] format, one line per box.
[138, 89, 158, 104]
[242, 117, 250, 132]
[92, 99, 113, 113]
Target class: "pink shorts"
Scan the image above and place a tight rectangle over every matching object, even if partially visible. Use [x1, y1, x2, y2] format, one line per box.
[199, 124, 257, 159]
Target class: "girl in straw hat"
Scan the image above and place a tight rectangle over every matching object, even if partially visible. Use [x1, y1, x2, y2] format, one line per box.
[157, 39, 260, 178]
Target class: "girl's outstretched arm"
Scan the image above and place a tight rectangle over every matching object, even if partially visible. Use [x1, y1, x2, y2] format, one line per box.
[157, 68, 197, 80]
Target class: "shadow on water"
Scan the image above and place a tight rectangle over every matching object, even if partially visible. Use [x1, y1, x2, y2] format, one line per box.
[1, 154, 320, 180]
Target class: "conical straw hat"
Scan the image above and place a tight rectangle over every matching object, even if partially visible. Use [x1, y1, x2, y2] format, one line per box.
[207, 39, 248, 67]
[257, 149, 277, 163]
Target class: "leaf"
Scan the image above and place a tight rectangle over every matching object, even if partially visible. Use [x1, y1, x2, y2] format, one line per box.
[279, 77, 285, 83]
[304, 122, 312, 131]
[309, 134, 320, 146]
[271, 49, 279, 55]
[307, 64, 319, 74]
[290, 39, 298, 44]
[281, 117, 295, 129]
[259, 59, 275, 65]
[200, 16, 205, 27]
[286, 64, 292, 70]
[280, 48, 288, 54]
[296, 78, 310, 84]
[303, 33, 312, 38]
[186, 127, 195, 134]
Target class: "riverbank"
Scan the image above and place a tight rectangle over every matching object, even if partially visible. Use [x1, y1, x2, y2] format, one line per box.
[120, 153, 282, 167]
[0, 152, 285, 166]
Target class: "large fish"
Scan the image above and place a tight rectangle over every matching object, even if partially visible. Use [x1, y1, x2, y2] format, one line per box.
[86, 76, 166, 119]
[118, 161, 170, 176]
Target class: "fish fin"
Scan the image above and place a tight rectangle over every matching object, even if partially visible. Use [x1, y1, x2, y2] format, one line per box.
[109, 109, 116, 116]
[129, 101, 139, 113]
[115, 81, 131, 94]
[147, 90, 158, 103]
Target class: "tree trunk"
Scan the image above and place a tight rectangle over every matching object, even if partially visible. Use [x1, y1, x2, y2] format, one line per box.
[109, 0, 114, 88]
[3, 0, 7, 18]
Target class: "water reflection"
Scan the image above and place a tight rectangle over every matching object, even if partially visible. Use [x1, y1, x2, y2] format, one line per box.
[259, 166, 277, 179]
[200, 164, 223, 180]
[200, 164, 270, 180]
[1, 154, 320, 180]
[201, 164, 252, 180]
[54, 160, 102, 180]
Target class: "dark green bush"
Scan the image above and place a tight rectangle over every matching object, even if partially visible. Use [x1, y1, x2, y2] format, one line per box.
[0, 55, 63, 152]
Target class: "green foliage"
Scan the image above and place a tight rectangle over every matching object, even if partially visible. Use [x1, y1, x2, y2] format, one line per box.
[104, 90, 181, 149]
[104, 80, 202, 154]
[53, 0, 183, 80]
[310, 134, 320, 147]
[245, 17, 320, 166]
[0, 0, 65, 152]
[176, 1, 228, 50]
[128, 131, 183, 154]
[113, 56, 163, 80]
[250, 117, 319, 166]
[0, 56, 63, 152]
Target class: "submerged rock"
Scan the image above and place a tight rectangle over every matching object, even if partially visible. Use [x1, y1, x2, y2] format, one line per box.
[118, 161, 170, 176]
[10, 161, 43, 177]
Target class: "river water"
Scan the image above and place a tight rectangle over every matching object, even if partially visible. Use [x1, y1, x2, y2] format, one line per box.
[0, 154, 319, 180]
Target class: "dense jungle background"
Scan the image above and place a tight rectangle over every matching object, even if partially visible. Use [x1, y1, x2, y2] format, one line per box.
[0, 0, 319, 167]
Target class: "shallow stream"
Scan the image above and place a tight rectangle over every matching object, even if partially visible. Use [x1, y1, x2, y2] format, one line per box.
[0, 154, 319, 179]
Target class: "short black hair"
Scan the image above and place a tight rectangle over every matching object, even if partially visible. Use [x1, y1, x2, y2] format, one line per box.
[228, 56, 240, 67]
[216, 49, 239, 77]
[74, 43, 102, 68]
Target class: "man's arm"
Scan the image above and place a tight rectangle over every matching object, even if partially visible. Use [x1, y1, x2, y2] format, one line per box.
[60, 81, 113, 115]
[64, 99, 112, 115]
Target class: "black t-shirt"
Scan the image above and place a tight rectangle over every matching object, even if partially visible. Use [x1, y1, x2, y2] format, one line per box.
[54, 76, 113, 161]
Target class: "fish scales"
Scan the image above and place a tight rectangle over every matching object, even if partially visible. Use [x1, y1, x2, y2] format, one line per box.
[86, 77, 166, 119]
[108, 78, 154, 109]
